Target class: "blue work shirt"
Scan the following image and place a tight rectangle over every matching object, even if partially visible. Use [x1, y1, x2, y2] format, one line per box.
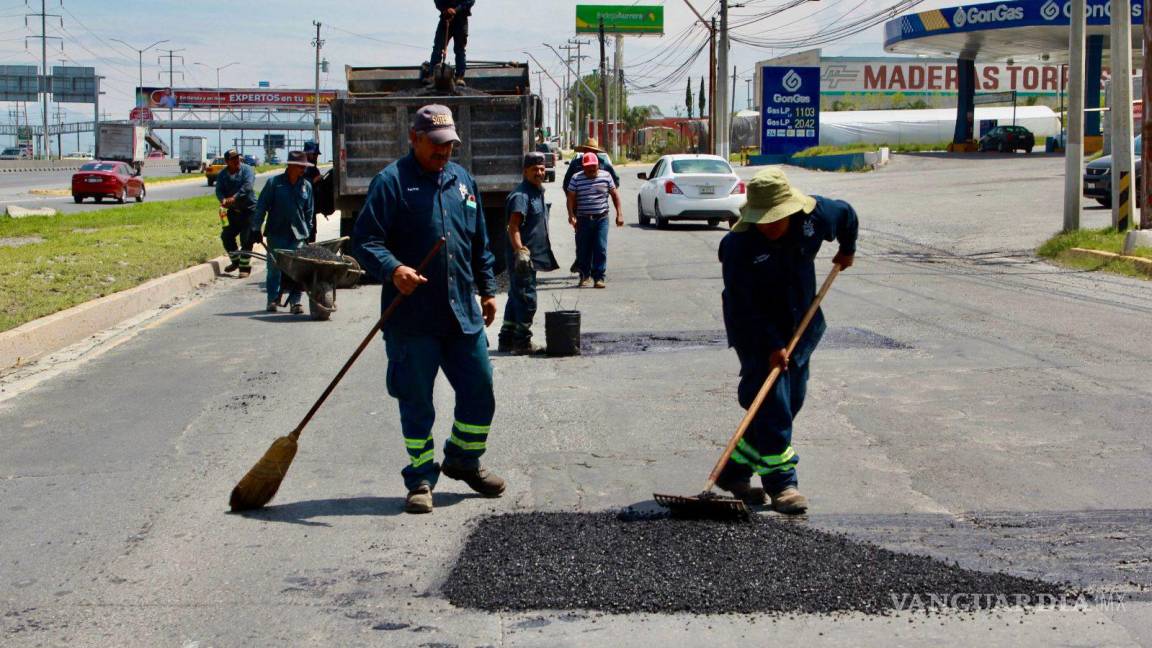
[562, 153, 619, 191]
[214, 163, 257, 213]
[354, 152, 496, 336]
[719, 196, 858, 369]
[252, 172, 314, 242]
[506, 180, 559, 271]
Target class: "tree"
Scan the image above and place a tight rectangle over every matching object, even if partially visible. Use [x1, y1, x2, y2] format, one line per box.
[686, 77, 693, 119]
[698, 76, 706, 119]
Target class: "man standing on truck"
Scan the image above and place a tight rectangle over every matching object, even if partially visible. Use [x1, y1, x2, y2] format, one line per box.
[216, 149, 257, 278]
[250, 151, 315, 314]
[498, 152, 559, 354]
[428, 0, 474, 86]
[354, 104, 505, 514]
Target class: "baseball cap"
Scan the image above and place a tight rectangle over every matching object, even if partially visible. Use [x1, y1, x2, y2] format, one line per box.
[224, 149, 241, 160]
[523, 152, 546, 168]
[412, 104, 461, 144]
[581, 152, 599, 167]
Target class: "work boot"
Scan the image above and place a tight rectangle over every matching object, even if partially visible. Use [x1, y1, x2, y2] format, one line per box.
[569, 260, 578, 274]
[238, 268, 251, 278]
[578, 277, 591, 288]
[497, 337, 514, 353]
[405, 483, 433, 514]
[224, 258, 239, 273]
[266, 301, 278, 313]
[441, 463, 506, 497]
[511, 340, 544, 356]
[717, 479, 768, 506]
[770, 487, 808, 515]
[454, 76, 466, 87]
[594, 279, 606, 289]
[290, 303, 304, 315]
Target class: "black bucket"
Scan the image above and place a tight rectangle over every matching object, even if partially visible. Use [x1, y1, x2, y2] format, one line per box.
[545, 310, 581, 356]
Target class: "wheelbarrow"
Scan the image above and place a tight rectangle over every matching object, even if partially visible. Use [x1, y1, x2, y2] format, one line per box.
[244, 237, 364, 321]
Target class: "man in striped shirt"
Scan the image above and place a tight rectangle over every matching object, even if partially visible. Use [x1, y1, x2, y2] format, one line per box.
[566, 152, 623, 288]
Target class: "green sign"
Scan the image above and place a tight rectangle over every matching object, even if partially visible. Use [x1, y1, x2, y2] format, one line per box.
[576, 4, 664, 35]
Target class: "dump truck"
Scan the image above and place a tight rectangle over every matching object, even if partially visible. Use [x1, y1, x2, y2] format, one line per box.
[323, 62, 543, 273]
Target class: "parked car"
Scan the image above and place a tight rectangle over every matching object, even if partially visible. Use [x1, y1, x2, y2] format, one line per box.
[242, 154, 259, 166]
[0, 147, 32, 160]
[636, 154, 746, 228]
[71, 160, 146, 204]
[204, 157, 227, 186]
[535, 141, 559, 182]
[1083, 135, 1142, 207]
[978, 125, 1036, 153]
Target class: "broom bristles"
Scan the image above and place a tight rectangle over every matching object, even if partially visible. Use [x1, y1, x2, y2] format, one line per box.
[229, 435, 299, 511]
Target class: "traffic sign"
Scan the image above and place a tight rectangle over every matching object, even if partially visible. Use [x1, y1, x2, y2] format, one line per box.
[129, 106, 155, 122]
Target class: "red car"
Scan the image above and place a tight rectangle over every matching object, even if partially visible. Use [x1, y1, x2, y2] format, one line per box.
[71, 161, 146, 204]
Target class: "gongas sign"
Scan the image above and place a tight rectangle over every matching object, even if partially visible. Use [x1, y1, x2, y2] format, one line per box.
[761, 66, 820, 155]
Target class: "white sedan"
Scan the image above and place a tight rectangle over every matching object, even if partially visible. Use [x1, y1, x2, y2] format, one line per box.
[635, 154, 746, 228]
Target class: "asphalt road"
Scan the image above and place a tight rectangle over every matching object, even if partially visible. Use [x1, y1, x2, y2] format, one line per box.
[1, 153, 1150, 646]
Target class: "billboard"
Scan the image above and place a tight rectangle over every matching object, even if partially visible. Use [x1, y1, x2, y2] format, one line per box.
[761, 66, 820, 156]
[136, 87, 337, 109]
[51, 66, 97, 103]
[576, 4, 664, 34]
[820, 59, 1066, 96]
[0, 65, 40, 102]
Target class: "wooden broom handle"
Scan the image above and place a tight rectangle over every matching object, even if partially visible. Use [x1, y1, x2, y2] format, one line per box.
[703, 264, 842, 491]
[289, 238, 445, 440]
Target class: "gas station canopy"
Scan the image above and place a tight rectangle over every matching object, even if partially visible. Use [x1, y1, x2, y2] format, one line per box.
[884, 0, 1143, 61]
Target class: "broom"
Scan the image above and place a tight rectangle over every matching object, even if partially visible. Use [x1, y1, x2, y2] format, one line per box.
[229, 238, 445, 511]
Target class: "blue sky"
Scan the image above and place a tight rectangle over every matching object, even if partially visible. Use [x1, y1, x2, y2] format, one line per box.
[0, 0, 941, 151]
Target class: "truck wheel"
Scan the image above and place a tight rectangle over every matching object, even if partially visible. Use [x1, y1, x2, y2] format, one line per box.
[707, 218, 721, 228]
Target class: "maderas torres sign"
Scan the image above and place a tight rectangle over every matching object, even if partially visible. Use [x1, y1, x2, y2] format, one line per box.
[137, 87, 337, 109]
[761, 66, 821, 156]
[575, 4, 664, 34]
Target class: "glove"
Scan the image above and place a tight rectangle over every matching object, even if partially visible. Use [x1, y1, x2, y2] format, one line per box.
[513, 247, 533, 275]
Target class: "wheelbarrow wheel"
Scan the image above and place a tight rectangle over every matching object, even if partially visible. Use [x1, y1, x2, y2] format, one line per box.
[309, 280, 336, 321]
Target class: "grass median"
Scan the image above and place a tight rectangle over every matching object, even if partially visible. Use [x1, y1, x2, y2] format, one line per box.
[0, 195, 225, 333]
[1038, 226, 1152, 279]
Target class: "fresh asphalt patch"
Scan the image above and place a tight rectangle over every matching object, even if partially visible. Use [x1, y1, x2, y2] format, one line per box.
[442, 510, 1076, 615]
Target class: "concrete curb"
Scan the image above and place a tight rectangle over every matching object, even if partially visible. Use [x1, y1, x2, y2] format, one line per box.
[1065, 247, 1152, 277]
[0, 255, 230, 370]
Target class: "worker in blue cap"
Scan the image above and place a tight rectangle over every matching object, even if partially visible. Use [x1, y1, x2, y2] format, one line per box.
[717, 167, 857, 514]
[354, 104, 505, 514]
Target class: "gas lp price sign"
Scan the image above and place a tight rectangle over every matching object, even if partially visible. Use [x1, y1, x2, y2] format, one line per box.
[760, 66, 820, 156]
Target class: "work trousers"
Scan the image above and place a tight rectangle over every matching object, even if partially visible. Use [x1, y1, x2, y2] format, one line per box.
[430, 15, 469, 77]
[383, 329, 495, 491]
[575, 214, 609, 281]
[499, 267, 538, 344]
[265, 234, 303, 305]
[221, 213, 254, 271]
[718, 357, 809, 494]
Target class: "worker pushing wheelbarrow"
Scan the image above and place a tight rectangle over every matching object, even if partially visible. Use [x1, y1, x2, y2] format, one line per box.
[243, 237, 363, 321]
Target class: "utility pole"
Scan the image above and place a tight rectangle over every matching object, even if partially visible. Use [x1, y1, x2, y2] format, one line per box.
[709, 17, 717, 154]
[613, 34, 624, 160]
[1143, 0, 1152, 229]
[716, 0, 730, 159]
[731, 65, 737, 118]
[312, 20, 324, 146]
[1109, 0, 1133, 230]
[26, 0, 61, 159]
[545, 43, 597, 144]
[567, 39, 590, 143]
[158, 49, 185, 157]
[746, 78, 752, 109]
[598, 19, 608, 147]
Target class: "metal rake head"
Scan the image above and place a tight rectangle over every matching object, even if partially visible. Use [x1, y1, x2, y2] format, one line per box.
[653, 491, 751, 522]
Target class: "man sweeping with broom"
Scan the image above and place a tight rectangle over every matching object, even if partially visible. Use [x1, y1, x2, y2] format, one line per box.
[717, 167, 857, 514]
[354, 104, 505, 514]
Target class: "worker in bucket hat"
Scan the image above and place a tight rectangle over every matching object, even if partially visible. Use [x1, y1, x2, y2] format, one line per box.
[716, 167, 858, 514]
[250, 151, 315, 314]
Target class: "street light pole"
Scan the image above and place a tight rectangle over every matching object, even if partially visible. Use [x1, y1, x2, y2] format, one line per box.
[312, 21, 324, 146]
[196, 61, 239, 156]
[544, 43, 599, 141]
[111, 38, 169, 123]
